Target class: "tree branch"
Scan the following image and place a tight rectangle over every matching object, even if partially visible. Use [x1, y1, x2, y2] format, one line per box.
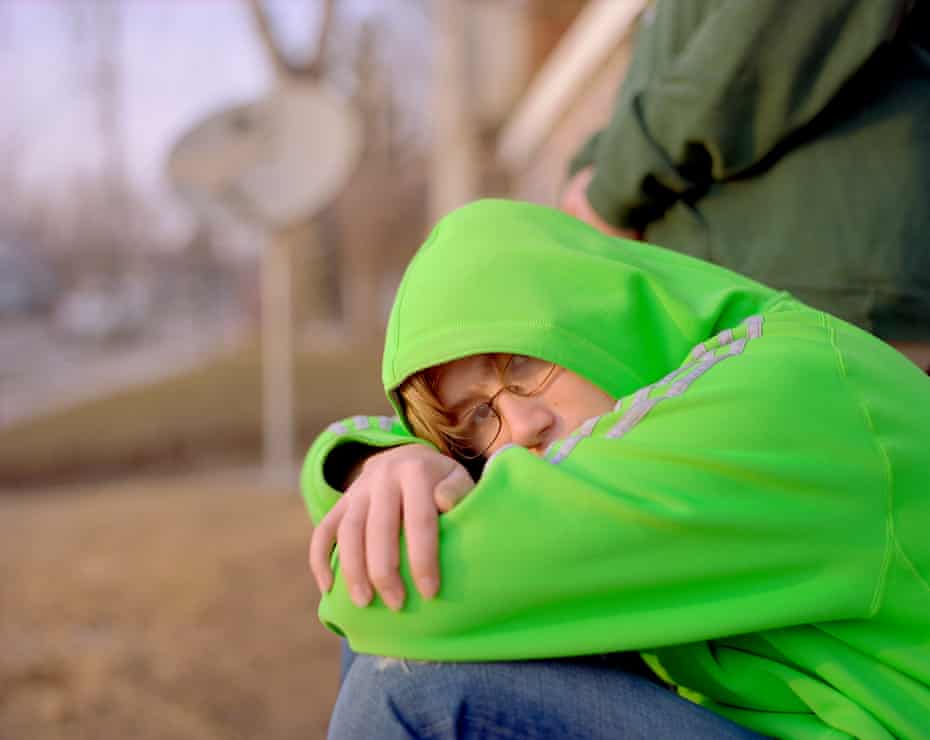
[245, 0, 294, 80]
[306, 0, 335, 77]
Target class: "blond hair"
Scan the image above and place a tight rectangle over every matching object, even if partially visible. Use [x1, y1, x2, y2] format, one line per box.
[397, 370, 470, 457]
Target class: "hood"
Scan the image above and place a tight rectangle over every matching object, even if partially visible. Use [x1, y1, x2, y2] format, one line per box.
[383, 199, 784, 428]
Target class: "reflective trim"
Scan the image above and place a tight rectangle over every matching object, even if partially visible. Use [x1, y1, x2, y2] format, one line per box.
[727, 338, 748, 356]
[352, 415, 370, 431]
[550, 435, 584, 464]
[379, 415, 395, 431]
[485, 443, 517, 468]
[550, 315, 764, 463]
[606, 397, 659, 439]
[578, 415, 600, 437]
[690, 341, 708, 362]
[746, 315, 763, 339]
[327, 422, 348, 435]
[548, 414, 602, 464]
[659, 365, 685, 385]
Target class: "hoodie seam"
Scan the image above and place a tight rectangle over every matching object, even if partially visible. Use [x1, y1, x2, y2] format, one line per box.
[826, 316, 894, 619]
[389, 224, 444, 381]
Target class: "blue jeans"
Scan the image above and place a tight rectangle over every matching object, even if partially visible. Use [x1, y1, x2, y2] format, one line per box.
[330, 647, 766, 739]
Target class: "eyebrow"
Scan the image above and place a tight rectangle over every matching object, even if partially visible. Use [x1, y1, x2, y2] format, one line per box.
[446, 395, 484, 415]
[440, 356, 500, 413]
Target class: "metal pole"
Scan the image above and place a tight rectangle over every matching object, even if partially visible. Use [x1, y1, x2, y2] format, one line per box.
[430, 0, 480, 222]
[261, 230, 295, 484]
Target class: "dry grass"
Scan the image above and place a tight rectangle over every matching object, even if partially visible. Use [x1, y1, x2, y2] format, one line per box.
[0, 338, 389, 486]
[0, 474, 341, 740]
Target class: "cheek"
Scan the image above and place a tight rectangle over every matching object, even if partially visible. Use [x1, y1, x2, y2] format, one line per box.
[580, 390, 615, 419]
[551, 382, 614, 425]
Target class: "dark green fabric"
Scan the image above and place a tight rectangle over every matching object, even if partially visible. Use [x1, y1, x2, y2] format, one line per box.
[570, 0, 930, 338]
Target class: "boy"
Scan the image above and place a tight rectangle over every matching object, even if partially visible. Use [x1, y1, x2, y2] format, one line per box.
[304, 200, 930, 738]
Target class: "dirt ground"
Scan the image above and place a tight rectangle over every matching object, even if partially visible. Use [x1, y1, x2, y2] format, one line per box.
[0, 472, 341, 740]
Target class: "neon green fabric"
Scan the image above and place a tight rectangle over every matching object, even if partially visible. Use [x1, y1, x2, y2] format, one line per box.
[301, 200, 930, 738]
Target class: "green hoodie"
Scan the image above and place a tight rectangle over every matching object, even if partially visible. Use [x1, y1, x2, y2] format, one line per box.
[302, 200, 930, 739]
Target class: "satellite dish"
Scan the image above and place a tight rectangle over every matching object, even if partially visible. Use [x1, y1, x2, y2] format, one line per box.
[168, 82, 363, 228]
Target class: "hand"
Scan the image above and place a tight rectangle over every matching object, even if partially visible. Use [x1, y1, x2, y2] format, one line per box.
[560, 166, 641, 240]
[309, 445, 475, 611]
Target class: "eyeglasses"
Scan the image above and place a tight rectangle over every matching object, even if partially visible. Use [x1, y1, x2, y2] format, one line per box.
[446, 355, 560, 460]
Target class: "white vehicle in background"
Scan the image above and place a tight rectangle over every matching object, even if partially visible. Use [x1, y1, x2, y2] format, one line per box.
[54, 274, 150, 344]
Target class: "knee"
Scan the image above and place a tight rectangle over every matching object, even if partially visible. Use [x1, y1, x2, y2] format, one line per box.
[329, 655, 532, 740]
[329, 655, 457, 739]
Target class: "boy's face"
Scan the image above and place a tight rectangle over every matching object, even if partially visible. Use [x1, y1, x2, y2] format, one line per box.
[433, 354, 615, 458]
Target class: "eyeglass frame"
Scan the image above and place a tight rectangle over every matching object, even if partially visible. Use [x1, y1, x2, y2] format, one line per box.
[444, 355, 561, 460]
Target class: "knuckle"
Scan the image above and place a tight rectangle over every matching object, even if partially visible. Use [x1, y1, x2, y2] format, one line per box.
[337, 516, 363, 541]
[309, 537, 327, 562]
[407, 554, 436, 576]
[369, 565, 399, 589]
[405, 508, 437, 532]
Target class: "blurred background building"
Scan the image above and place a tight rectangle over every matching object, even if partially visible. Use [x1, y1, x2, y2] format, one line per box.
[0, 0, 648, 486]
[0, 1, 644, 737]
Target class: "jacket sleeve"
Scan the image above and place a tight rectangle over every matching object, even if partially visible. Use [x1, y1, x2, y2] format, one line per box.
[584, 0, 906, 229]
[300, 415, 426, 525]
[317, 318, 892, 660]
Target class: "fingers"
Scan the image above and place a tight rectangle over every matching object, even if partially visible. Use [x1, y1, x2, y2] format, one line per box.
[312, 448, 473, 612]
[309, 495, 347, 593]
[559, 167, 593, 216]
[337, 488, 374, 607]
[433, 463, 475, 513]
[365, 479, 405, 611]
[403, 475, 440, 600]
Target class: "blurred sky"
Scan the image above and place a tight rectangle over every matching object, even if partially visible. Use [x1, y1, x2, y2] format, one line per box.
[1, 0, 382, 238]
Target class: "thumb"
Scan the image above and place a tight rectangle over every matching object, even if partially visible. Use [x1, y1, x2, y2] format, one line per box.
[433, 463, 475, 513]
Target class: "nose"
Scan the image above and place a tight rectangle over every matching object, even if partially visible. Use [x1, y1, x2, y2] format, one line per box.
[494, 392, 555, 454]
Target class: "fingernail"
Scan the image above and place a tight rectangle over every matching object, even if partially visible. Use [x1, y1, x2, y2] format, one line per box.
[420, 577, 439, 599]
[351, 584, 371, 607]
[382, 588, 404, 611]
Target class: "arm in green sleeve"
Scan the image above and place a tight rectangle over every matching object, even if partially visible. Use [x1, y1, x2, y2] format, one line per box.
[300, 414, 425, 525]
[587, 0, 906, 229]
[317, 321, 892, 660]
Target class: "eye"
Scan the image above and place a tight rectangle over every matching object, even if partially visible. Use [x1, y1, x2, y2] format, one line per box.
[505, 354, 546, 391]
[462, 401, 497, 434]
[469, 402, 496, 424]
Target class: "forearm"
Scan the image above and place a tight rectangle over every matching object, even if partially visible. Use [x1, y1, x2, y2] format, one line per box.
[319, 325, 888, 660]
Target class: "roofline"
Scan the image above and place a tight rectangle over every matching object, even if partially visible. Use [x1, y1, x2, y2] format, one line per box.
[496, 0, 647, 170]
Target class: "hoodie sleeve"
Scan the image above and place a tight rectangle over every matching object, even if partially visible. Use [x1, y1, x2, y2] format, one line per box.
[300, 415, 425, 525]
[583, 0, 905, 229]
[316, 313, 893, 661]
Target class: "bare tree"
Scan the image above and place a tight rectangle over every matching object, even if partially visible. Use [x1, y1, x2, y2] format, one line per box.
[56, 0, 131, 283]
[246, 0, 334, 80]
[93, 0, 130, 280]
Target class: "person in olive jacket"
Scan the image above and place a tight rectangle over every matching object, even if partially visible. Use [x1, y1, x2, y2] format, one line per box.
[562, 0, 930, 370]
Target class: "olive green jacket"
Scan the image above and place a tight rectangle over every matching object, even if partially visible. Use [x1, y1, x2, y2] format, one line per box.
[570, 0, 930, 339]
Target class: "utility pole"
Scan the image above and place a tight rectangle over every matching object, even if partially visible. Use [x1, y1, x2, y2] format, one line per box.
[430, 0, 480, 223]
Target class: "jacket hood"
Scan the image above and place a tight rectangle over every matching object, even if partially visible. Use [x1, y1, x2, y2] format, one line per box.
[383, 199, 783, 427]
